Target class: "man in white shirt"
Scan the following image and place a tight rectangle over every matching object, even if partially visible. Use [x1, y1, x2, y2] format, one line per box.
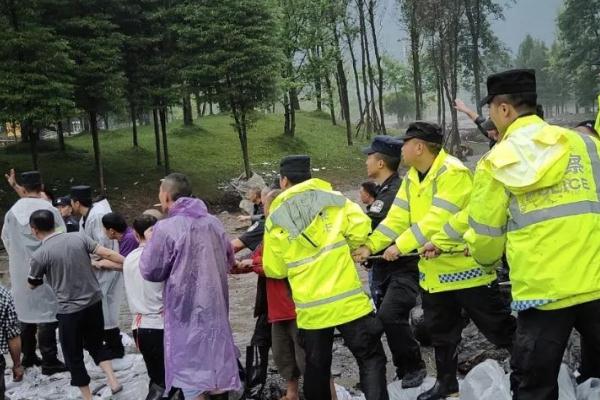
[122, 214, 165, 400]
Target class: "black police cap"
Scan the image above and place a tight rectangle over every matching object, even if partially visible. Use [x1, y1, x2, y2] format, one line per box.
[21, 171, 42, 186]
[70, 185, 92, 202]
[362, 135, 403, 157]
[54, 196, 71, 207]
[280, 155, 311, 177]
[398, 121, 444, 145]
[480, 69, 536, 108]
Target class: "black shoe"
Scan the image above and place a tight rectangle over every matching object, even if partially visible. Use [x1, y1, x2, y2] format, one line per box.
[402, 367, 427, 389]
[416, 378, 459, 400]
[145, 383, 166, 400]
[41, 359, 68, 375]
[22, 354, 42, 368]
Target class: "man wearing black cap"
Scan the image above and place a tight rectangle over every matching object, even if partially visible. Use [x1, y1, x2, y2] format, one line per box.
[54, 196, 79, 233]
[263, 155, 388, 400]
[70, 185, 125, 359]
[361, 136, 426, 388]
[354, 122, 515, 400]
[1, 171, 67, 375]
[466, 68, 600, 399]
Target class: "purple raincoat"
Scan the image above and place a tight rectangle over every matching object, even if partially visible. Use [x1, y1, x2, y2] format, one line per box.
[140, 197, 241, 393]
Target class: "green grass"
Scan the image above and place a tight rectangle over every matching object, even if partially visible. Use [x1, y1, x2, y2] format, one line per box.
[1, 111, 383, 214]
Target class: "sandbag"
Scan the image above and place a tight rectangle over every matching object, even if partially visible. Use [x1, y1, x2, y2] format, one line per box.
[461, 359, 511, 400]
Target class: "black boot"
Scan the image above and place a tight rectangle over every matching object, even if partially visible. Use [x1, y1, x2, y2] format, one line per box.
[145, 383, 166, 400]
[243, 345, 269, 399]
[417, 347, 459, 400]
[167, 388, 184, 400]
[41, 359, 68, 375]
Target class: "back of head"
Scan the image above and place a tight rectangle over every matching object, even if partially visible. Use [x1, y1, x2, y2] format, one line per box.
[101, 212, 128, 233]
[280, 155, 311, 185]
[29, 209, 55, 232]
[133, 214, 158, 237]
[161, 173, 192, 201]
[21, 171, 43, 193]
[360, 181, 378, 198]
[70, 185, 93, 208]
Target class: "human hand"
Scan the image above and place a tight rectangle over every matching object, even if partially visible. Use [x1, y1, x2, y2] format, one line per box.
[4, 168, 16, 187]
[352, 246, 371, 263]
[453, 99, 471, 114]
[421, 242, 442, 259]
[12, 364, 24, 382]
[237, 215, 251, 223]
[383, 245, 400, 261]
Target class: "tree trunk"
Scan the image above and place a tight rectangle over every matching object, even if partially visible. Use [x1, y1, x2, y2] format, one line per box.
[331, 4, 353, 145]
[89, 111, 105, 192]
[368, 0, 386, 134]
[358, 0, 372, 137]
[284, 92, 292, 136]
[335, 72, 345, 121]
[359, 0, 378, 133]
[103, 114, 109, 131]
[344, 18, 363, 124]
[183, 93, 193, 126]
[159, 107, 170, 175]
[28, 124, 38, 170]
[152, 108, 162, 166]
[325, 73, 336, 126]
[408, 1, 423, 119]
[290, 87, 300, 111]
[194, 92, 202, 118]
[231, 104, 252, 179]
[130, 102, 138, 147]
[57, 120, 65, 152]
[464, 0, 483, 114]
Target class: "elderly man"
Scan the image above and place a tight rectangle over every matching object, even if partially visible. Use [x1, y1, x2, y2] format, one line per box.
[140, 173, 241, 400]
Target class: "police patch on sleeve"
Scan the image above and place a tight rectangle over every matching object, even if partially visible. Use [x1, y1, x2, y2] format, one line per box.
[247, 221, 260, 232]
[370, 200, 384, 213]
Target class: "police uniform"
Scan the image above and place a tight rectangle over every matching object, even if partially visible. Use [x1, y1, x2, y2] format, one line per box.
[468, 69, 600, 400]
[363, 136, 425, 385]
[54, 196, 79, 233]
[365, 123, 515, 400]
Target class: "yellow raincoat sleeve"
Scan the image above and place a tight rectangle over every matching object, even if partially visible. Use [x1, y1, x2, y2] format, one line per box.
[262, 219, 289, 279]
[463, 166, 509, 267]
[343, 200, 372, 251]
[431, 208, 470, 252]
[396, 169, 472, 254]
[595, 94, 600, 134]
[365, 179, 410, 253]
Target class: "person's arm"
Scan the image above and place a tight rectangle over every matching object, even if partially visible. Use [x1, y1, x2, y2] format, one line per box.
[2, 294, 23, 381]
[28, 253, 47, 289]
[8, 336, 23, 381]
[394, 169, 472, 255]
[140, 225, 175, 282]
[87, 235, 125, 269]
[231, 238, 246, 253]
[4, 169, 26, 198]
[262, 220, 289, 279]
[343, 200, 372, 250]
[454, 99, 479, 122]
[463, 166, 509, 267]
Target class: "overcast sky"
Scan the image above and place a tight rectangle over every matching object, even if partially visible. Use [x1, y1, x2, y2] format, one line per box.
[376, 0, 565, 62]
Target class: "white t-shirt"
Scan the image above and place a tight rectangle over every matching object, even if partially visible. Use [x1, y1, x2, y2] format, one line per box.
[123, 246, 164, 330]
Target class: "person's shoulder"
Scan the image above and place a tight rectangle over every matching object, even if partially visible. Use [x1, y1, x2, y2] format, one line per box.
[0, 284, 12, 300]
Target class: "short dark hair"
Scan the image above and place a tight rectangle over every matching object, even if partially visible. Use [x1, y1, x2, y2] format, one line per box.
[101, 212, 128, 233]
[162, 173, 192, 201]
[71, 195, 92, 208]
[373, 153, 401, 171]
[23, 183, 43, 193]
[494, 93, 538, 114]
[360, 181, 378, 198]
[283, 172, 311, 185]
[29, 209, 55, 232]
[425, 142, 444, 155]
[132, 214, 158, 237]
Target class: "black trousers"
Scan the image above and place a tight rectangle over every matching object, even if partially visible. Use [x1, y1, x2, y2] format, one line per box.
[299, 313, 388, 400]
[511, 299, 600, 400]
[103, 327, 125, 359]
[20, 321, 59, 363]
[0, 356, 5, 400]
[57, 301, 112, 387]
[133, 328, 165, 389]
[422, 284, 515, 350]
[377, 270, 424, 377]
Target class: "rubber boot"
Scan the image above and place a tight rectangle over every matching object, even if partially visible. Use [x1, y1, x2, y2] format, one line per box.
[145, 383, 166, 400]
[417, 346, 459, 400]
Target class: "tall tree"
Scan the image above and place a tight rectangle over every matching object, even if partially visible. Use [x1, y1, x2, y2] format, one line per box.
[398, 0, 425, 119]
[367, 0, 386, 133]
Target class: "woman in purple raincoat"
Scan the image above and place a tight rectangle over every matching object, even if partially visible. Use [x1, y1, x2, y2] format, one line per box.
[140, 173, 241, 399]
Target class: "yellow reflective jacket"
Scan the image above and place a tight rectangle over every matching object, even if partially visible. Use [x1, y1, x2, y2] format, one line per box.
[595, 94, 600, 134]
[465, 115, 600, 311]
[263, 178, 373, 330]
[366, 150, 496, 293]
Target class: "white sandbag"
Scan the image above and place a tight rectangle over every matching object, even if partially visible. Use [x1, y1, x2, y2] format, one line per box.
[461, 359, 511, 400]
[559, 364, 577, 400]
[577, 378, 600, 400]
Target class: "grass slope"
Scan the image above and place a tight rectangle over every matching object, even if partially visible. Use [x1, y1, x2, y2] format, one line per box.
[1, 111, 380, 215]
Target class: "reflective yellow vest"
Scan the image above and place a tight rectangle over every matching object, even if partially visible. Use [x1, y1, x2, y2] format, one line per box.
[263, 178, 373, 330]
[465, 115, 600, 311]
[366, 150, 496, 293]
[595, 94, 600, 134]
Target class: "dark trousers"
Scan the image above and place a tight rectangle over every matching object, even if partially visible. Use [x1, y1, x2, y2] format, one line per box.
[103, 327, 125, 359]
[377, 271, 424, 377]
[0, 356, 5, 400]
[511, 299, 600, 400]
[20, 321, 59, 363]
[133, 328, 165, 389]
[57, 301, 112, 387]
[299, 313, 388, 400]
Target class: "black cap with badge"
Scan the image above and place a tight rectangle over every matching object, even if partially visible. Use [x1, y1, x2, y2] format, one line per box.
[397, 121, 444, 145]
[54, 196, 71, 207]
[480, 69, 537, 108]
[362, 135, 403, 157]
[21, 171, 42, 186]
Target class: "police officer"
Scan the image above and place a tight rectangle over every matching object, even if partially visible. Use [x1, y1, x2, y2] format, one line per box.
[353, 122, 515, 400]
[362, 136, 426, 388]
[464, 69, 600, 400]
[54, 196, 79, 233]
[263, 155, 388, 400]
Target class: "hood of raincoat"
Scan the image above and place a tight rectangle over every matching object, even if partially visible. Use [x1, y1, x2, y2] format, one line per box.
[168, 197, 208, 219]
[484, 115, 570, 195]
